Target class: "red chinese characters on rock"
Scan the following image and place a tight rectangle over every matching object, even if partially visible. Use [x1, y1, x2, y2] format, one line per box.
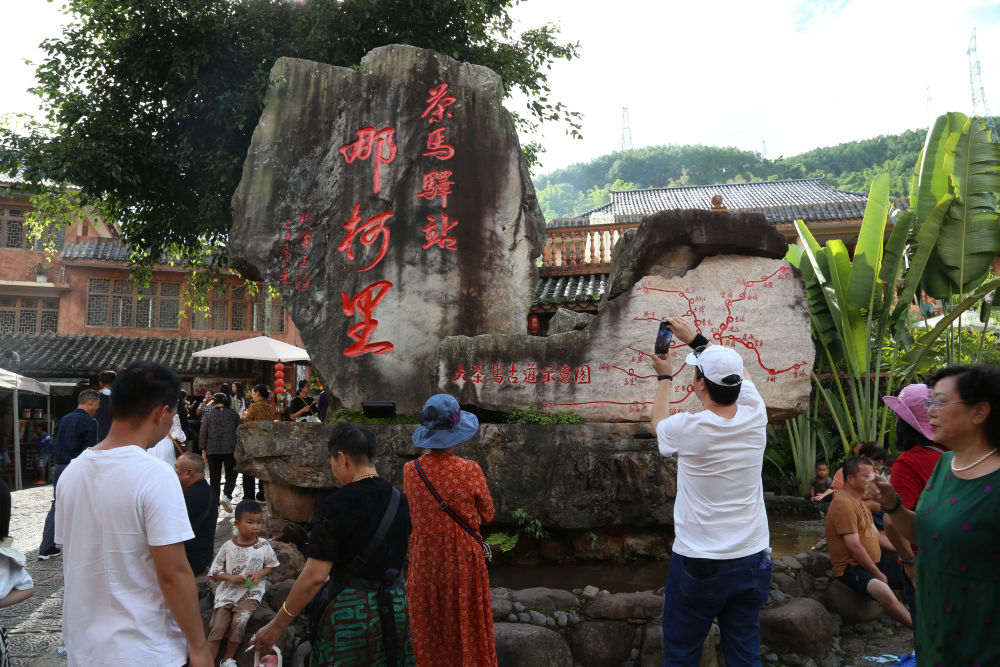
[338, 126, 397, 194]
[416, 170, 454, 208]
[450, 363, 592, 385]
[338, 203, 393, 272]
[421, 83, 456, 124]
[280, 211, 314, 290]
[422, 127, 455, 160]
[422, 214, 458, 251]
[342, 280, 394, 357]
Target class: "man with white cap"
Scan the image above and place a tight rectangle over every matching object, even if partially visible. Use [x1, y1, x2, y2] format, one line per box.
[650, 316, 771, 667]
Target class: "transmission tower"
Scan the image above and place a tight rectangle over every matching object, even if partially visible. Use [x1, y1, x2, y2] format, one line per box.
[621, 106, 633, 151]
[968, 28, 999, 140]
[761, 139, 768, 157]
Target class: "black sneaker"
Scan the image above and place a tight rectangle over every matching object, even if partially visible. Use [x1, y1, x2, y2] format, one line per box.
[38, 547, 61, 561]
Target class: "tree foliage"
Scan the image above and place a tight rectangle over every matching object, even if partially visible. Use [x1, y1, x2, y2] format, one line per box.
[536, 129, 930, 219]
[0, 0, 580, 271]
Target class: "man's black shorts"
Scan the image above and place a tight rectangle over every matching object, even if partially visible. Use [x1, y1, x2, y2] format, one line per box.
[838, 564, 878, 599]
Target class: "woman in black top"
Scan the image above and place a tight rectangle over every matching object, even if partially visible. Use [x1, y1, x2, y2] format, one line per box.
[251, 424, 414, 665]
[288, 380, 319, 421]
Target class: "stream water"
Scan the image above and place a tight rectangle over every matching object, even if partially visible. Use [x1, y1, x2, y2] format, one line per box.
[488, 518, 825, 593]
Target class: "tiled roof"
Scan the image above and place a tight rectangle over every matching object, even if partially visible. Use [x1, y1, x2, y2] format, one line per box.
[549, 178, 872, 226]
[0, 333, 263, 378]
[61, 241, 131, 262]
[533, 274, 607, 307]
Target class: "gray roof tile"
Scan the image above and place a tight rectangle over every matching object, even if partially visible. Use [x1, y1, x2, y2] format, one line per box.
[533, 274, 607, 307]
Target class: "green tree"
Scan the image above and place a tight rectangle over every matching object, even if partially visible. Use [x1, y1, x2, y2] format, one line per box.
[1, 0, 580, 272]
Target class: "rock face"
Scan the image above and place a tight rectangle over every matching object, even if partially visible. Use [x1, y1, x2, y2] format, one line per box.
[494, 623, 574, 667]
[237, 421, 676, 528]
[436, 211, 814, 422]
[824, 579, 884, 623]
[760, 597, 836, 655]
[230, 45, 544, 413]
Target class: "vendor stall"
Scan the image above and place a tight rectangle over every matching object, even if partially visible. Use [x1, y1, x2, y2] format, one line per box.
[0, 366, 51, 490]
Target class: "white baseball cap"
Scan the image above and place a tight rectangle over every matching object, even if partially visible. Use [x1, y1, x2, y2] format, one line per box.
[684, 346, 744, 386]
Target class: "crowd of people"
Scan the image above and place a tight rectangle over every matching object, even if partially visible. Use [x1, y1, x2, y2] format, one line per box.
[0, 314, 997, 667]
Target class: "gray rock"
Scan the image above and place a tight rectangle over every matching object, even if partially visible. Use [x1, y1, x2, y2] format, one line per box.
[760, 598, 836, 655]
[824, 580, 883, 624]
[238, 422, 680, 528]
[765, 654, 779, 664]
[769, 589, 790, 603]
[494, 622, 573, 667]
[512, 601, 526, 613]
[545, 616, 556, 628]
[548, 308, 594, 334]
[529, 610, 547, 625]
[772, 572, 804, 597]
[492, 596, 513, 621]
[517, 612, 531, 623]
[507, 613, 518, 622]
[599, 589, 610, 596]
[568, 620, 635, 667]
[510, 587, 579, 612]
[779, 654, 802, 666]
[819, 653, 841, 667]
[555, 611, 569, 627]
[585, 591, 663, 620]
[582, 585, 600, 600]
[803, 659, 818, 667]
[230, 45, 545, 414]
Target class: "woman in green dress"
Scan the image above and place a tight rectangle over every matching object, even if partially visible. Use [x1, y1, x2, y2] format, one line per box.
[251, 423, 415, 666]
[868, 365, 1000, 667]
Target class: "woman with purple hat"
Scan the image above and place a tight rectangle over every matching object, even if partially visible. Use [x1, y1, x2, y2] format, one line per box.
[403, 394, 497, 667]
[881, 383, 948, 625]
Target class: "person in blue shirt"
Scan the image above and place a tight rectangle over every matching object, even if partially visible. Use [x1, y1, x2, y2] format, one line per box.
[37, 390, 100, 560]
[33, 425, 53, 485]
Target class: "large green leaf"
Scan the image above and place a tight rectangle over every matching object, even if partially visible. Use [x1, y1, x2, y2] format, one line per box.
[923, 120, 1000, 297]
[793, 222, 840, 350]
[826, 241, 867, 372]
[847, 174, 890, 311]
[914, 112, 966, 227]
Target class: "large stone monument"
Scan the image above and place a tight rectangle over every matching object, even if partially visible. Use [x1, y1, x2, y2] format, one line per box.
[436, 210, 815, 421]
[230, 45, 544, 412]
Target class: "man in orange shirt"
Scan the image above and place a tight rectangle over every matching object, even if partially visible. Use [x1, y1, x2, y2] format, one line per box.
[825, 457, 911, 628]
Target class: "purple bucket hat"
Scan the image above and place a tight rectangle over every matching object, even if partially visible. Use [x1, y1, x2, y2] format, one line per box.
[882, 384, 934, 441]
[412, 394, 479, 450]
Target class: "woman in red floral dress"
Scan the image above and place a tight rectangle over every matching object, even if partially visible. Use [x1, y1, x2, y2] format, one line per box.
[404, 394, 497, 666]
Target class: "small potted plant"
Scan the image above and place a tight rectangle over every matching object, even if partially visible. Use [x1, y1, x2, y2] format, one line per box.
[34, 263, 48, 282]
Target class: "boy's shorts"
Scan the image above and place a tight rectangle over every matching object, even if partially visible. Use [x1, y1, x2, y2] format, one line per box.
[208, 598, 260, 643]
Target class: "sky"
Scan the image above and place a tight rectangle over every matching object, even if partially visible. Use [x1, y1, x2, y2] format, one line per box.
[2, 0, 999, 178]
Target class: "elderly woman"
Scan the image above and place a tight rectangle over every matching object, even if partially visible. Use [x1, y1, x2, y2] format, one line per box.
[251, 424, 413, 665]
[868, 365, 1000, 666]
[242, 384, 277, 423]
[404, 394, 497, 666]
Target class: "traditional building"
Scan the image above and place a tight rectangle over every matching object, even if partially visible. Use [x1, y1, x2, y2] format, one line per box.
[531, 178, 888, 330]
[0, 182, 306, 396]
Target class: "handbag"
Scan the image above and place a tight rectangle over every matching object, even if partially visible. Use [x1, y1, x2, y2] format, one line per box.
[304, 487, 401, 639]
[413, 459, 492, 566]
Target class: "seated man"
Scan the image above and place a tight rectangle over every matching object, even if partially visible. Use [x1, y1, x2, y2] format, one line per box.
[174, 453, 218, 576]
[825, 456, 911, 628]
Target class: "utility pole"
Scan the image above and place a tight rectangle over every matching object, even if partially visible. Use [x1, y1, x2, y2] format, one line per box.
[621, 106, 633, 151]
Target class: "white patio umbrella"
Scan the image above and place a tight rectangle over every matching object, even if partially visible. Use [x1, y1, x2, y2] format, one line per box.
[191, 336, 311, 362]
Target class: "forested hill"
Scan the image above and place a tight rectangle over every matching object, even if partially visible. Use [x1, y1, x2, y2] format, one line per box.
[534, 128, 927, 220]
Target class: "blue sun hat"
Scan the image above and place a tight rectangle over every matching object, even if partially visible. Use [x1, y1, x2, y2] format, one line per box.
[412, 394, 479, 450]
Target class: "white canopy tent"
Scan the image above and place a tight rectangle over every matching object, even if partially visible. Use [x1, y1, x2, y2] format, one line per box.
[0, 367, 51, 490]
[191, 336, 311, 363]
[912, 312, 1000, 332]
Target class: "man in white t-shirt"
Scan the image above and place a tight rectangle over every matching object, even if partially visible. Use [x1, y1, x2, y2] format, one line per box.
[651, 317, 771, 666]
[55, 361, 211, 667]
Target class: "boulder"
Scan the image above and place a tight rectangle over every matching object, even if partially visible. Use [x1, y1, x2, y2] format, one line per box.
[824, 579, 883, 624]
[264, 578, 296, 613]
[238, 422, 677, 529]
[491, 596, 513, 621]
[263, 517, 311, 552]
[640, 623, 722, 667]
[585, 591, 663, 620]
[548, 308, 594, 334]
[771, 572, 804, 597]
[796, 551, 833, 578]
[509, 587, 579, 612]
[230, 45, 544, 414]
[268, 541, 306, 584]
[494, 623, 573, 667]
[567, 620, 635, 667]
[436, 214, 814, 422]
[623, 532, 669, 559]
[760, 598, 836, 656]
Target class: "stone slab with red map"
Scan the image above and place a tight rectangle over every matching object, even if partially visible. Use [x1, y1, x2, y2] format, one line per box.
[436, 211, 815, 422]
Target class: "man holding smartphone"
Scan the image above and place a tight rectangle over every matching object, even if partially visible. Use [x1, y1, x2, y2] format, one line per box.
[650, 317, 771, 667]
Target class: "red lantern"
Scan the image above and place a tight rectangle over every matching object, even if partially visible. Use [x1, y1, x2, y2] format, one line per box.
[274, 371, 284, 380]
[274, 363, 285, 372]
[274, 379, 285, 388]
[527, 315, 540, 335]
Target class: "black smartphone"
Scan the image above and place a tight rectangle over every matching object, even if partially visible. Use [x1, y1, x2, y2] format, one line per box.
[654, 321, 673, 355]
